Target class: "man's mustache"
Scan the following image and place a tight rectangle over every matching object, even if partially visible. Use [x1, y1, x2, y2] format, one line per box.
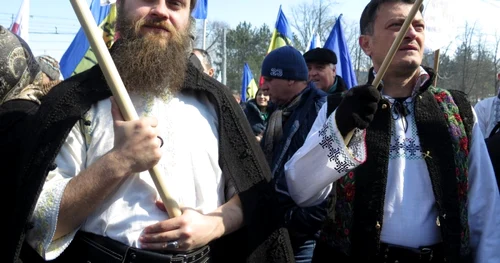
[135, 18, 177, 34]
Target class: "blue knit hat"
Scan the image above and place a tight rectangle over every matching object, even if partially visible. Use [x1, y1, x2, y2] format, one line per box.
[261, 46, 308, 81]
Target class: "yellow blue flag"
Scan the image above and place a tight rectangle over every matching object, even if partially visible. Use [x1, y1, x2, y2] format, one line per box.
[241, 63, 259, 102]
[60, 0, 116, 79]
[266, 5, 293, 54]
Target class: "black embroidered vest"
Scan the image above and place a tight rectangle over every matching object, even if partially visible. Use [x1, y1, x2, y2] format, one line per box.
[323, 71, 474, 262]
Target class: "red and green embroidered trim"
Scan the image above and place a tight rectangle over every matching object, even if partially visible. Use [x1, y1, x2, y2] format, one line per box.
[432, 87, 471, 256]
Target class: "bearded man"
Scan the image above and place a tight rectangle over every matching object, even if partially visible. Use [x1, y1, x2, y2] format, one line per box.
[11, 0, 294, 262]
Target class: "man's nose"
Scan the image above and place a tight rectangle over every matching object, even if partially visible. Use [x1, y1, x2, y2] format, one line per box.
[405, 25, 417, 39]
[150, 0, 170, 20]
[309, 69, 318, 76]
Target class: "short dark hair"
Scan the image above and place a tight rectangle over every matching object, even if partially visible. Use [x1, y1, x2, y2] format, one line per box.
[190, 0, 197, 12]
[193, 48, 212, 69]
[359, 0, 424, 35]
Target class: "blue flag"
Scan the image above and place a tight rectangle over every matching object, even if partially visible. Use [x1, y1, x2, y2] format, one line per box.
[323, 14, 358, 89]
[192, 0, 208, 19]
[59, 0, 112, 79]
[241, 63, 259, 102]
[307, 32, 320, 51]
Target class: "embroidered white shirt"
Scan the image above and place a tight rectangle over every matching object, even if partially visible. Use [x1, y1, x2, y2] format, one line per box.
[474, 95, 500, 138]
[26, 92, 231, 260]
[284, 71, 500, 262]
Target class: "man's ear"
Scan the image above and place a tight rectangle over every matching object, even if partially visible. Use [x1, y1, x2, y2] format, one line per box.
[359, 35, 372, 57]
[208, 68, 215, 78]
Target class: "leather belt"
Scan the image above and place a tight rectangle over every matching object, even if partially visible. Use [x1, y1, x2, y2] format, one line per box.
[378, 242, 444, 263]
[62, 231, 211, 263]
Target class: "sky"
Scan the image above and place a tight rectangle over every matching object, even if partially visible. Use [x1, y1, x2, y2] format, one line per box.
[1, 0, 499, 62]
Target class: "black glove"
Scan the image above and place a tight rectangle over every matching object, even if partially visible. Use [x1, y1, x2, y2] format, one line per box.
[335, 84, 381, 137]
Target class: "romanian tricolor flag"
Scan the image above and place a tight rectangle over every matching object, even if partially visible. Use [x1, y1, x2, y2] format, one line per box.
[241, 63, 259, 102]
[266, 5, 293, 54]
[59, 0, 117, 79]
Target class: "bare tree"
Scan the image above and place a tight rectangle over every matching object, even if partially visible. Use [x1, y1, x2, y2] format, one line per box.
[436, 21, 498, 101]
[457, 22, 477, 93]
[492, 31, 500, 94]
[289, 0, 338, 52]
[194, 20, 230, 78]
[343, 20, 373, 83]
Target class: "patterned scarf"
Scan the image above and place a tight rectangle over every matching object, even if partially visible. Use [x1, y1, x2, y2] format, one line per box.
[263, 93, 304, 165]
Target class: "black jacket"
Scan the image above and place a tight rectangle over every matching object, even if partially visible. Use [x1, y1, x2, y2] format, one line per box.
[485, 122, 500, 191]
[328, 75, 348, 95]
[3, 62, 295, 263]
[244, 99, 273, 136]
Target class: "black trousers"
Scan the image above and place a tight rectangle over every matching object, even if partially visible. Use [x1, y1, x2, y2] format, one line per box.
[20, 232, 211, 263]
[312, 241, 444, 263]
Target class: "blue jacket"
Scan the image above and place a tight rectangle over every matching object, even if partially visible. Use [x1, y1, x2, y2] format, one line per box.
[263, 83, 328, 237]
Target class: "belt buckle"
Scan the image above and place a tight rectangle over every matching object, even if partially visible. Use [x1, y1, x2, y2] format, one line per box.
[419, 247, 433, 261]
[173, 254, 187, 263]
[175, 246, 210, 263]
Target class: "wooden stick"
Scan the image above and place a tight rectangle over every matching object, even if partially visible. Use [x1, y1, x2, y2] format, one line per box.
[433, 49, 441, 86]
[344, 0, 424, 145]
[70, 0, 182, 218]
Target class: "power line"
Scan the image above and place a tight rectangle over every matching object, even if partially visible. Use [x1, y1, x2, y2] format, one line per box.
[29, 31, 77, 35]
[0, 12, 77, 21]
[29, 39, 73, 43]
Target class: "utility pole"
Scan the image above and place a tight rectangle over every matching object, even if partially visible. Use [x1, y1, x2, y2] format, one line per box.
[317, 0, 323, 37]
[222, 28, 227, 85]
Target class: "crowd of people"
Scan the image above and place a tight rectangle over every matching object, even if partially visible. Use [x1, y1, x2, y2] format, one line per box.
[2, 0, 499, 262]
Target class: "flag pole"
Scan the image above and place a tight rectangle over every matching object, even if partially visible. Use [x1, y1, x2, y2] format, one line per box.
[343, 0, 424, 144]
[202, 19, 207, 50]
[70, 0, 182, 218]
[222, 28, 227, 85]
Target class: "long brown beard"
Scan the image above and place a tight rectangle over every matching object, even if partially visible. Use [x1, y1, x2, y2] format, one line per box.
[112, 8, 191, 97]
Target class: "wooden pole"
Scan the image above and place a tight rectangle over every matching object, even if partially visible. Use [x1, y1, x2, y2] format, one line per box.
[70, 0, 182, 218]
[344, 0, 424, 144]
[433, 49, 441, 86]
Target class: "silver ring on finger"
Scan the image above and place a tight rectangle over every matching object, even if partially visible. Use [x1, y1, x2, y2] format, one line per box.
[157, 136, 164, 148]
[164, 240, 179, 249]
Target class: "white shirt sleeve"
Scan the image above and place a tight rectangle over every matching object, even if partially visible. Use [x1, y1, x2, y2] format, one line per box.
[284, 103, 367, 207]
[473, 100, 490, 137]
[26, 122, 86, 260]
[467, 107, 500, 263]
